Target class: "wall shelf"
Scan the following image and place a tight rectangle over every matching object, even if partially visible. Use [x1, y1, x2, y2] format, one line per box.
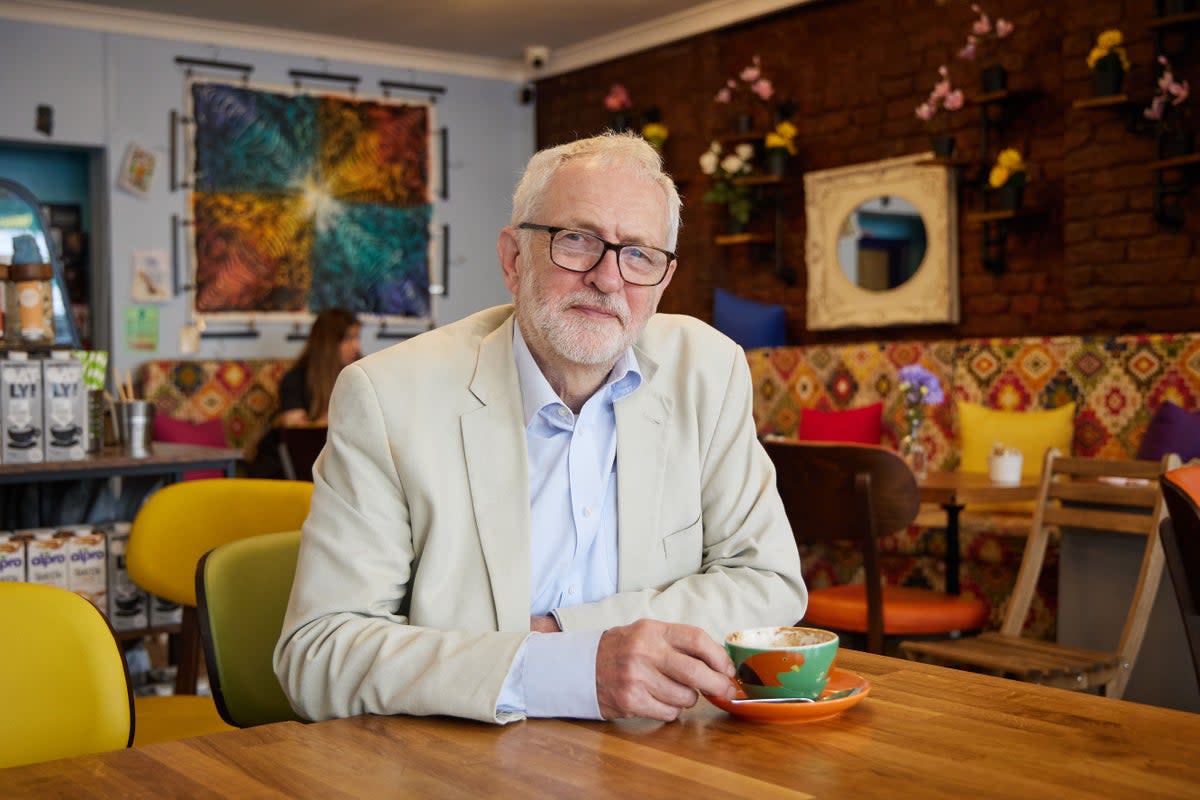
[1147, 11, 1200, 29]
[1148, 151, 1200, 170]
[965, 208, 1031, 224]
[714, 232, 774, 245]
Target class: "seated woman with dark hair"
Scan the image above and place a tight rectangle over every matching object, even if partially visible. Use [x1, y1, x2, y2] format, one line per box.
[247, 308, 362, 478]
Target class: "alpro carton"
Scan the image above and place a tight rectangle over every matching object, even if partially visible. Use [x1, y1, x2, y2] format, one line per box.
[42, 350, 87, 462]
[24, 529, 69, 589]
[1, 351, 44, 463]
[66, 526, 107, 614]
[0, 532, 25, 582]
[106, 522, 147, 631]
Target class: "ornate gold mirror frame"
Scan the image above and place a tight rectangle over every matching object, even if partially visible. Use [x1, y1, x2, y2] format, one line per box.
[804, 153, 958, 330]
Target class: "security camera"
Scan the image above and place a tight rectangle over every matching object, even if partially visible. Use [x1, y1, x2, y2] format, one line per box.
[524, 45, 550, 71]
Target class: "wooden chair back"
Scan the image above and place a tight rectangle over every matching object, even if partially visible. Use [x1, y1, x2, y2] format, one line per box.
[1159, 465, 1200, 691]
[902, 448, 1181, 698]
[763, 440, 920, 653]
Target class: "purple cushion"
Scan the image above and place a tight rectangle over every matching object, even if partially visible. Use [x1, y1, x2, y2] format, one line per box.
[1137, 401, 1200, 463]
[152, 416, 228, 480]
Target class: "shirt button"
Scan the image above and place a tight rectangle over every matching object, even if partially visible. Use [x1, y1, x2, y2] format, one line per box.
[582, 507, 593, 518]
[568, 585, 578, 596]
[557, 407, 570, 418]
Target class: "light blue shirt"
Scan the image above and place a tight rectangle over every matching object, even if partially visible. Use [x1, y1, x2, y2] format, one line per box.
[496, 324, 642, 718]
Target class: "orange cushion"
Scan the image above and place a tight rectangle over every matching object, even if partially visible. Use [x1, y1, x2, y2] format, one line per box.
[803, 585, 989, 635]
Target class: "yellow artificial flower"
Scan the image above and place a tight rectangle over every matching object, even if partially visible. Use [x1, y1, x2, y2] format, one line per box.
[642, 122, 669, 144]
[1087, 29, 1131, 71]
[764, 121, 798, 155]
[997, 148, 1025, 170]
[775, 120, 798, 139]
[989, 165, 1011, 189]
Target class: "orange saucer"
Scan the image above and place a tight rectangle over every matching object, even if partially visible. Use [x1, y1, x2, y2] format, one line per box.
[704, 668, 870, 723]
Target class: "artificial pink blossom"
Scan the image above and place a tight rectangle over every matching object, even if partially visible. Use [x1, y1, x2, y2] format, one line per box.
[740, 56, 762, 82]
[959, 36, 978, 60]
[932, 80, 950, 98]
[973, 14, 991, 36]
[944, 89, 965, 110]
[916, 102, 936, 121]
[995, 19, 1014, 38]
[752, 78, 774, 100]
[716, 87, 732, 103]
[604, 84, 632, 111]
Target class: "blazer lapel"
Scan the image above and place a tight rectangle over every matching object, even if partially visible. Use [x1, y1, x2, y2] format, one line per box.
[615, 348, 671, 591]
[462, 314, 531, 633]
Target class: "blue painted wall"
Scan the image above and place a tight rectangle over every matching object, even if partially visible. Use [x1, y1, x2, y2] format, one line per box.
[0, 19, 530, 376]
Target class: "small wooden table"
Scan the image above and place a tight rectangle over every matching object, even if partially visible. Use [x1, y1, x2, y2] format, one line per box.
[919, 470, 1039, 594]
[5, 649, 1199, 798]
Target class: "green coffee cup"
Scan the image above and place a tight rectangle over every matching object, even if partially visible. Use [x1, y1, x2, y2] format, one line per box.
[725, 626, 839, 700]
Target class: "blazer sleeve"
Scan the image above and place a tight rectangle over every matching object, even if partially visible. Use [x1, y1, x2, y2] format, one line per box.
[554, 342, 807, 641]
[273, 364, 529, 724]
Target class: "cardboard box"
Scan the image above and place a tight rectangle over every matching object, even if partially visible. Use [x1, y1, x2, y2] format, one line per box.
[1, 353, 44, 464]
[66, 526, 107, 614]
[0, 532, 25, 582]
[106, 523, 148, 631]
[42, 351, 87, 462]
[24, 529, 68, 589]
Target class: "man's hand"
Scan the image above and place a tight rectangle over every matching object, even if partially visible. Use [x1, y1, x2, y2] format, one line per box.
[530, 615, 561, 633]
[595, 619, 736, 721]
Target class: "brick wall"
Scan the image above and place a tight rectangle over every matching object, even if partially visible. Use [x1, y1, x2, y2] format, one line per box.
[534, 0, 1199, 344]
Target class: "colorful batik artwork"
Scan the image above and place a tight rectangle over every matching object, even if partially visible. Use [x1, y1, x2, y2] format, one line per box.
[190, 81, 432, 319]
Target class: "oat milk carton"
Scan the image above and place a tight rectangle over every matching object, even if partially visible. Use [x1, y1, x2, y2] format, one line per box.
[42, 350, 87, 462]
[0, 532, 25, 582]
[150, 593, 183, 627]
[106, 522, 148, 631]
[1, 351, 44, 463]
[24, 529, 69, 589]
[66, 525, 107, 614]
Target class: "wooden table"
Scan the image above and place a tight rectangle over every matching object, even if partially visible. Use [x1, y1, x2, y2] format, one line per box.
[919, 470, 1039, 594]
[6, 650, 1198, 799]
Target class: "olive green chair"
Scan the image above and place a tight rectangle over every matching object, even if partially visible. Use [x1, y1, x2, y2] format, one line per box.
[196, 529, 306, 727]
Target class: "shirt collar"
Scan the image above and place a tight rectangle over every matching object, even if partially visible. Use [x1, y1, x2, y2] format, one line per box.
[512, 323, 642, 427]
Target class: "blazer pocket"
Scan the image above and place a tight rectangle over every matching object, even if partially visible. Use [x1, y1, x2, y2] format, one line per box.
[661, 515, 703, 579]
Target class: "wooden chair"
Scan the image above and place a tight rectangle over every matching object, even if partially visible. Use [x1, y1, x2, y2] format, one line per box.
[902, 449, 1181, 698]
[764, 440, 989, 655]
[1159, 464, 1200, 692]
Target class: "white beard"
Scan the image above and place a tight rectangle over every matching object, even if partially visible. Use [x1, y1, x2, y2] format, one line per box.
[518, 268, 637, 367]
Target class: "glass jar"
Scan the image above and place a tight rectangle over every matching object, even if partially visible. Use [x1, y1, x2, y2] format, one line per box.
[7, 262, 54, 348]
[0, 263, 7, 349]
[900, 414, 929, 480]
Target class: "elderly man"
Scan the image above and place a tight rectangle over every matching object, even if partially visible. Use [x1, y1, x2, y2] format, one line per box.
[275, 132, 806, 724]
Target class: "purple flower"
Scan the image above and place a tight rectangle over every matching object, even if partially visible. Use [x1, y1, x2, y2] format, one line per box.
[898, 364, 944, 406]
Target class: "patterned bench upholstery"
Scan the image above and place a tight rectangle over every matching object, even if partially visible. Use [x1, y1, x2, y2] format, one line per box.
[134, 359, 293, 459]
[750, 333, 1200, 640]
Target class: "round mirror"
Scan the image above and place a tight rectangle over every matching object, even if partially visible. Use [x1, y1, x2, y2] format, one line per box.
[836, 195, 927, 292]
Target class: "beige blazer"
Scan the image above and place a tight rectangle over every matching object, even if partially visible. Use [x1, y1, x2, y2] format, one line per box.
[274, 306, 806, 723]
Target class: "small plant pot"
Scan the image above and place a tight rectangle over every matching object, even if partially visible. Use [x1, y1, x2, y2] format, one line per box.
[995, 182, 1024, 211]
[1161, 0, 1196, 15]
[726, 217, 747, 235]
[1158, 130, 1196, 158]
[981, 64, 1008, 93]
[930, 135, 956, 158]
[1093, 66, 1125, 97]
[609, 112, 631, 133]
[767, 148, 789, 177]
[735, 114, 755, 134]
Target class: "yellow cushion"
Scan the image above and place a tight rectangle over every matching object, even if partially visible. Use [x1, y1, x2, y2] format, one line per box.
[958, 401, 1075, 510]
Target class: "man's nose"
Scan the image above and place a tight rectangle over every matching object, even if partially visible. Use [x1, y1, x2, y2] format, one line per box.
[585, 249, 625, 293]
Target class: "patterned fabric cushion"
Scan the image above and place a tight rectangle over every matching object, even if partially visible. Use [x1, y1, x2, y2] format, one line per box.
[135, 359, 293, 453]
[748, 341, 958, 470]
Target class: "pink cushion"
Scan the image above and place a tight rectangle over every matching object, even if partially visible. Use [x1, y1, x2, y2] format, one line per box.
[152, 416, 228, 480]
[798, 403, 884, 445]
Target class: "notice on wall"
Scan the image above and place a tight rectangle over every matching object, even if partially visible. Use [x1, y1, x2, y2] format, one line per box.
[131, 249, 170, 303]
[124, 306, 159, 351]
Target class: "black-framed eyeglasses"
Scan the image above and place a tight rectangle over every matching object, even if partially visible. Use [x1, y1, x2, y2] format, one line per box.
[518, 223, 676, 287]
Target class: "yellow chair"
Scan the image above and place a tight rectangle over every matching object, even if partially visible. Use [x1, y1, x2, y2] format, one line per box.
[0, 583, 133, 768]
[197, 530, 306, 727]
[128, 478, 313, 745]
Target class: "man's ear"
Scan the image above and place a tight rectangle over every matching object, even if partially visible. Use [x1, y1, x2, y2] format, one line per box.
[498, 227, 522, 295]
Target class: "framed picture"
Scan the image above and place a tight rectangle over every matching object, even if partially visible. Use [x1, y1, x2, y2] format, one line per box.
[117, 143, 157, 197]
